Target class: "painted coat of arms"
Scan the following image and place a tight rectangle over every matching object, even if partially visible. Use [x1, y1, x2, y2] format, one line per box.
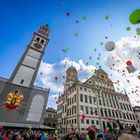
[4, 90, 24, 110]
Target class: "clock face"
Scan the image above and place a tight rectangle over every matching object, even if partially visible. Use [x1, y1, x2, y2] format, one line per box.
[33, 43, 42, 49]
[99, 74, 106, 80]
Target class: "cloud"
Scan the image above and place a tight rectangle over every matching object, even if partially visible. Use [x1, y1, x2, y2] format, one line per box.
[35, 58, 96, 109]
[35, 35, 140, 109]
[105, 36, 140, 106]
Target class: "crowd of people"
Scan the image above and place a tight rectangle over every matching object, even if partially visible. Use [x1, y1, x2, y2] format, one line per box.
[0, 127, 140, 140]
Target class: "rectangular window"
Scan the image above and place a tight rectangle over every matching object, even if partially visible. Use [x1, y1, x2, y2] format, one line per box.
[94, 108, 98, 115]
[80, 87, 83, 91]
[93, 97, 96, 104]
[90, 107, 93, 115]
[86, 119, 89, 124]
[80, 106, 84, 113]
[75, 107, 76, 114]
[85, 95, 88, 103]
[85, 106, 89, 114]
[89, 96, 92, 104]
[99, 99, 102, 106]
[80, 94, 83, 102]
[81, 119, 84, 124]
[91, 120, 94, 124]
[123, 113, 126, 119]
[84, 88, 87, 92]
[124, 104, 127, 110]
[112, 110, 115, 117]
[72, 119, 73, 124]
[96, 120, 99, 125]
[75, 95, 76, 102]
[100, 109, 104, 116]
[70, 98, 71, 105]
[116, 111, 119, 118]
[108, 110, 111, 116]
[105, 110, 108, 117]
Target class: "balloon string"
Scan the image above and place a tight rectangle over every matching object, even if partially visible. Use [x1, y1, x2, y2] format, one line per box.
[130, 24, 139, 60]
[116, 51, 125, 63]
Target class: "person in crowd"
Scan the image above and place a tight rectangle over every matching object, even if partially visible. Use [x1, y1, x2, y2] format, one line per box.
[96, 134, 104, 140]
[86, 129, 96, 140]
[3, 131, 12, 140]
[0, 132, 6, 140]
[117, 133, 140, 140]
[79, 132, 86, 140]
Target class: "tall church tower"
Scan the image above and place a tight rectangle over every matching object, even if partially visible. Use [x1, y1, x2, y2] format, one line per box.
[64, 66, 78, 91]
[9, 25, 49, 88]
[0, 25, 50, 126]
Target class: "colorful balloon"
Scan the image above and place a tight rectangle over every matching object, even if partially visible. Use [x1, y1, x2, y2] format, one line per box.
[66, 12, 70, 16]
[74, 32, 78, 37]
[76, 20, 79, 23]
[81, 114, 86, 120]
[105, 15, 109, 20]
[82, 16, 86, 20]
[126, 60, 132, 66]
[105, 41, 116, 51]
[129, 9, 140, 25]
[126, 27, 131, 31]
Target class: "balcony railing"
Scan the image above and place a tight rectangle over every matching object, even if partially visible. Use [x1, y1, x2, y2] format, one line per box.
[0, 77, 8, 82]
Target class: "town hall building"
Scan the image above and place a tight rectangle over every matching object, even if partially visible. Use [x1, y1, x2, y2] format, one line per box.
[57, 66, 139, 132]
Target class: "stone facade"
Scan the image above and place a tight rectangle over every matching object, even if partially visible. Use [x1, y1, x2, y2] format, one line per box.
[44, 108, 57, 128]
[0, 25, 50, 127]
[133, 106, 140, 131]
[57, 67, 139, 132]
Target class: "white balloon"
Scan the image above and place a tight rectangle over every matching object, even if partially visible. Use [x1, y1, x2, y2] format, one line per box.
[136, 28, 140, 32]
[105, 41, 116, 51]
[79, 110, 83, 114]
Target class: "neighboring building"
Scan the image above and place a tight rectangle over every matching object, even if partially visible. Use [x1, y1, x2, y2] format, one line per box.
[0, 25, 50, 128]
[44, 107, 57, 128]
[57, 66, 139, 132]
[133, 106, 140, 131]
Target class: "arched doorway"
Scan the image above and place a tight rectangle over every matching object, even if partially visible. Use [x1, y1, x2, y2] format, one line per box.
[26, 95, 45, 122]
[47, 123, 51, 127]
[52, 124, 56, 128]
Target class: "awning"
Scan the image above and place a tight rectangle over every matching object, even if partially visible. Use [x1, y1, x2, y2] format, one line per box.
[0, 122, 55, 130]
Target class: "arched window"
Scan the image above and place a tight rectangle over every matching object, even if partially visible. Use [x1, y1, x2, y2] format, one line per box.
[20, 79, 24, 84]
[36, 37, 40, 42]
[26, 95, 44, 122]
[41, 39, 44, 44]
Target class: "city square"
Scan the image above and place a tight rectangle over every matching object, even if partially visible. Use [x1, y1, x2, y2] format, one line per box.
[0, 0, 140, 139]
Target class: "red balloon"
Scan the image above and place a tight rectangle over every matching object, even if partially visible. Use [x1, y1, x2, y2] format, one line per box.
[82, 114, 86, 120]
[66, 12, 70, 16]
[55, 76, 58, 80]
[126, 60, 132, 65]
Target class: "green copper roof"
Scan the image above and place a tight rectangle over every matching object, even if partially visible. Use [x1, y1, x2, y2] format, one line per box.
[67, 66, 77, 71]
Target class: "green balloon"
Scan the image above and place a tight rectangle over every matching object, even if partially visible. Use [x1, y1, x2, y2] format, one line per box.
[137, 31, 140, 35]
[82, 16, 86, 20]
[105, 15, 109, 20]
[100, 42, 103, 45]
[129, 9, 140, 25]
[126, 27, 131, 31]
[74, 32, 78, 37]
